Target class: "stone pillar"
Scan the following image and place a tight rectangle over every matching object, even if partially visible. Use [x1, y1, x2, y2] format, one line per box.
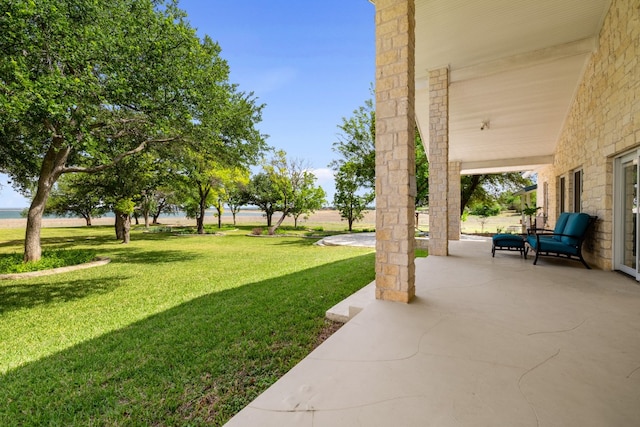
[428, 67, 450, 256]
[448, 161, 461, 240]
[374, 0, 416, 303]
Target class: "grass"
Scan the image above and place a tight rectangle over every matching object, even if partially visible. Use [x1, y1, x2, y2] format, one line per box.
[0, 224, 375, 425]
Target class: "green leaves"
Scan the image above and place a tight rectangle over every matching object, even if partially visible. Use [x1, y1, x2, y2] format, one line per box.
[1, 0, 266, 260]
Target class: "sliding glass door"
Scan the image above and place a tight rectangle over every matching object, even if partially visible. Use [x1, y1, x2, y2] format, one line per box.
[615, 152, 639, 279]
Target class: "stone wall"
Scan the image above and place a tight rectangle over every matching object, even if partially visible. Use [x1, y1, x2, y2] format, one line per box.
[374, 0, 416, 302]
[537, 0, 640, 270]
[428, 67, 450, 256]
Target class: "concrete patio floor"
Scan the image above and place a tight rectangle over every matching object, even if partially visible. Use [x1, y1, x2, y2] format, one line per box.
[226, 239, 640, 426]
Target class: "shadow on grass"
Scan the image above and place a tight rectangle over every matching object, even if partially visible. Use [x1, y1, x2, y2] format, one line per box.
[107, 249, 203, 265]
[0, 226, 194, 250]
[0, 253, 375, 426]
[0, 276, 127, 314]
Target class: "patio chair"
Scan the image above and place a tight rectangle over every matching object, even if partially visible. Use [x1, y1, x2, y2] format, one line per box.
[526, 212, 597, 269]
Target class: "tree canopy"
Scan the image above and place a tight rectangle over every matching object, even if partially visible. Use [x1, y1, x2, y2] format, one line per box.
[0, 0, 265, 260]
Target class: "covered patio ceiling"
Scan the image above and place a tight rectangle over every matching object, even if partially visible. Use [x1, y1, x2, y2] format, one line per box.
[413, 0, 611, 175]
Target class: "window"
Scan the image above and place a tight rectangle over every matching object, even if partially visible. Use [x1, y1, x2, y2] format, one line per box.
[573, 169, 582, 212]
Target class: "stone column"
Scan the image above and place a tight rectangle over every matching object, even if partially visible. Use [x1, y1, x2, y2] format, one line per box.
[428, 67, 450, 256]
[448, 161, 461, 240]
[374, 0, 416, 303]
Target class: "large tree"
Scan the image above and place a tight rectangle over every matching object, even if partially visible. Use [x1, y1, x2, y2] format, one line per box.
[329, 97, 376, 190]
[261, 151, 325, 234]
[246, 173, 280, 228]
[0, 0, 264, 261]
[460, 174, 531, 216]
[333, 162, 375, 231]
[44, 173, 107, 226]
[289, 173, 326, 228]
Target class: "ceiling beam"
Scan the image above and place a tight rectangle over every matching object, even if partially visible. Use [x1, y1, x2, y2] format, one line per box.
[460, 155, 554, 175]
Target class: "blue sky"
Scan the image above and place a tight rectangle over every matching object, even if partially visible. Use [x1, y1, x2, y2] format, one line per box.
[0, 0, 376, 208]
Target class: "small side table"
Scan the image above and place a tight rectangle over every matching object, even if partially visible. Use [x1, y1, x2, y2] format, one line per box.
[492, 234, 527, 258]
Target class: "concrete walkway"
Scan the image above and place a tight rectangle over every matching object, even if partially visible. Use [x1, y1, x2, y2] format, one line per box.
[226, 239, 640, 426]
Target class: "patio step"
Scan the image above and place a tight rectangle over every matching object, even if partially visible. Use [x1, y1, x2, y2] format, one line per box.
[325, 281, 375, 323]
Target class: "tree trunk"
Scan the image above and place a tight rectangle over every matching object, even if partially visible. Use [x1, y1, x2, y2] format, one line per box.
[24, 191, 47, 263]
[197, 184, 209, 234]
[114, 212, 131, 243]
[84, 214, 92, 226]
[268, 211, 288, 234]
[197, 202, 206, 234]
[24, 139, 71, 262]
[461, 175, 483, 216]
[115, 213, 125, 240]
[143, 211, 150, 228]
[122, 214, 131, 243]
[232, 212, 237, 226]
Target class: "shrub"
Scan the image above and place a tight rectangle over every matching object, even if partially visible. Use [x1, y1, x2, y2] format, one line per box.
[0, 249, 98, 274]
[469, 204, 501, 217]
[251, 227, 263, 236]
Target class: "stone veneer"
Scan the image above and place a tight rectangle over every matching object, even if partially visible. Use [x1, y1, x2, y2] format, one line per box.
[537, 0, 639, 270]
[374, 0, 416, 302]
[448, 161, 461, 240]
[428, 67, 450, 256]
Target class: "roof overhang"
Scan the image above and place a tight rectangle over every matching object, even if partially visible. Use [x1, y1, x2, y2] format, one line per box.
[410, 0, 611, 175]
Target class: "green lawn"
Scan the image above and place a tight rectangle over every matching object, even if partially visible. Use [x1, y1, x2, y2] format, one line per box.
[0, 225, 375, 425]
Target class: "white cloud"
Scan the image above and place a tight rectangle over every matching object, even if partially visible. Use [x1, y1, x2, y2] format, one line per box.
[312, 167, 335, 181]
[312, 168, 335, 205]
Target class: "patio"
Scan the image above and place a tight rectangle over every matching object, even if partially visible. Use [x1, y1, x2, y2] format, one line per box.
[226, 238, 640, 426]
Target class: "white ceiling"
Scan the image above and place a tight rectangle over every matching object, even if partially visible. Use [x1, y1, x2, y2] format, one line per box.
[413, 0, 611, 174]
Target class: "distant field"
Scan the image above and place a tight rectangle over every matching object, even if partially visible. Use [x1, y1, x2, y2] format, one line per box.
[0, 209, 523, 234]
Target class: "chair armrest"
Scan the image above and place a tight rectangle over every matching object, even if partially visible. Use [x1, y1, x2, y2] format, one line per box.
[527, 227, 552, 235]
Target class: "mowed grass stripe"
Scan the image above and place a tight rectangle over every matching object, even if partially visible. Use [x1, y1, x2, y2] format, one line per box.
[0, 225, 374, 425]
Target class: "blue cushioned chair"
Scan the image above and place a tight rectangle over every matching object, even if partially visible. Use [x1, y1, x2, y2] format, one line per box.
[526, 212, 597, 269]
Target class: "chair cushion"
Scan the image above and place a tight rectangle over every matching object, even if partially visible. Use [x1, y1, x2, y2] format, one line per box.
[527, 235, 579, 255]
[560, 213, 591, 246]
[493, 234, 524, 246]
[526, 235, 554, 250]
[552, 212, 571, 241]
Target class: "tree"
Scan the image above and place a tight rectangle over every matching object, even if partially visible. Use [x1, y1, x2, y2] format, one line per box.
[92, 152, 159, 241]
[0, 0, 264, 261]
[114, 199, 135, 244]
[150, 187, 181, 225]
[460, 174, 531, 216]
[246, 173, 280, 228]
[45, 174, 107, 226]
[290, 172, 326, 228]
[329, 96, 376, 189]
[261, 151, 326, 234]
[333, 162, 375, 231]
[415, 131, 429, 207]
[210, 166, 250, 229]
[226, 182, 250, 226]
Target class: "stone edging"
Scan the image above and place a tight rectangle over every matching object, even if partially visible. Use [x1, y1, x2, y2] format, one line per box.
[0, 257, 111, 280]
